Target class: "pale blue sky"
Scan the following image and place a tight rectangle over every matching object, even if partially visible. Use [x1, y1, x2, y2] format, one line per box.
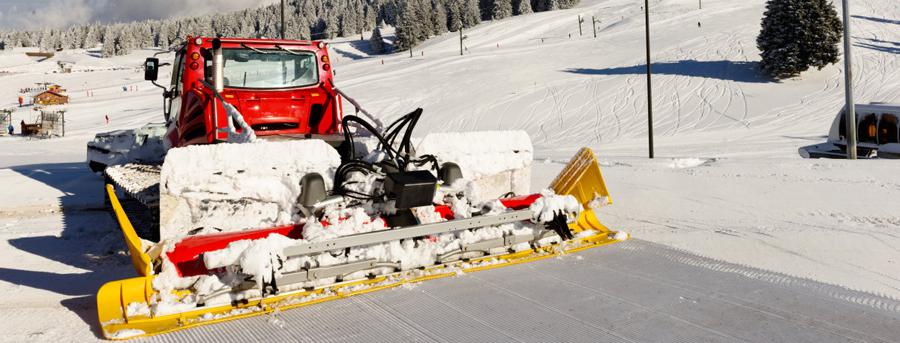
[0, 0, 277, 31]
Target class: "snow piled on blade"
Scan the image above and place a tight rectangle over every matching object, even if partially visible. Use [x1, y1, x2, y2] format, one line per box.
[159, 140, 341, 238]
[203, 233, 298, 290]
[530, 189, 581, 223]
[416, 130, 533, 200]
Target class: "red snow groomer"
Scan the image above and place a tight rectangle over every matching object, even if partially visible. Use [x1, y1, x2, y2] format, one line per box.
[96, 36, 627, 340]
[144, 37, 346, 148]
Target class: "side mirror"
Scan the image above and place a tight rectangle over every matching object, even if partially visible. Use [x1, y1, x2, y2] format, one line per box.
[144, 58, 160, 81]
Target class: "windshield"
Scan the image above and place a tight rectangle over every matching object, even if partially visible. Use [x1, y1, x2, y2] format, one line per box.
[222, 48, 318, 89]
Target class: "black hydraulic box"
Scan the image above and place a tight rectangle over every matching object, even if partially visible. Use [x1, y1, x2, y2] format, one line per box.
[384, 170, 438, 209]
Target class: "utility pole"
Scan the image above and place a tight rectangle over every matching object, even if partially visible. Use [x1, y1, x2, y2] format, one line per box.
[592, 16, 600, 38]
[578, 15, 584, 36]
[699, 0, 702, 9]
[842, 0, 857, 159]
[460, 29, 468, 56]
[644, 0, 654, 159]
[280, 0, 286, 39]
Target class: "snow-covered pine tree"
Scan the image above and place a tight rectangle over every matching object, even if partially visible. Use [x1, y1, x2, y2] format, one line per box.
[1, 0, 579, 55]
[394, 0, 422, 50]
[492, 0, 513, 19]
[431, 0, 449, 34]
[156, 22, 170, 48]
[758, 0, 805, 77]
[82, 25, 100, 49]
[39, 29, 54, 52]
[462, 0, 482, 28]
[757, 0, 841, 78]
[447, 0, 464, 31]
[548, 0, 560, 10]
[557, 0, 579, 9]
[101, 27, 117, 57]
[800, 0, 842, 70]
[514, 0, 532, 15]
[369, 25, 385, 54]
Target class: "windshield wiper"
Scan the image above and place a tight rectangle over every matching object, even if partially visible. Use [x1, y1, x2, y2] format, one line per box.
[274, 45, 304, 56]
[241, 43, 270, 55]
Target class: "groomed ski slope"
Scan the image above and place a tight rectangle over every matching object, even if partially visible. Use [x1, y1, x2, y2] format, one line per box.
[0, 0, 898, 341]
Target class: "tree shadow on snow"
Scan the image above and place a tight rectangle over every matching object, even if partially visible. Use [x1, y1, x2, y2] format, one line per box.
[854, 37, 900, 54]
[565, 60, 773, 83]
[851, 15, 900, 25]
[4, 162, 131, 338]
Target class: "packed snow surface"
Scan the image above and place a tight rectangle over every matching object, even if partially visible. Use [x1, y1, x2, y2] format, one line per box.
[1, 0, 899, 341]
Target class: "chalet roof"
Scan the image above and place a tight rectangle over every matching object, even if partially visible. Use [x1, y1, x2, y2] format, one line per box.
[34, 90, 68, 98]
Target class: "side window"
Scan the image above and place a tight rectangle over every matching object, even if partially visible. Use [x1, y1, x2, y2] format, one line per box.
[170, 52, 185, 94]
[168, 52, 185, 121]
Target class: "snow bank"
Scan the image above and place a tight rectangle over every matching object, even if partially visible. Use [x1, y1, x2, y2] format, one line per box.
[159, 140, 341, 239]
[668, 158, 716, 169]
[416, 131, 533, 199]
[108, 329, 145, 339]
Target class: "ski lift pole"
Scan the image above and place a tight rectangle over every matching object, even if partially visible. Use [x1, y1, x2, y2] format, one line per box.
[460, 29, 468, 56]
[841, 0, 857, 159]
[578, 15, 584, 36]
[280, 0, 286, 39]
[644, 0, 654, 159]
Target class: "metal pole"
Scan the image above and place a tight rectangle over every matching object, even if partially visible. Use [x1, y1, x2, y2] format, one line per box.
[280, 0, 286, 39]
[578, 15, 584, 36]
[460, 29, 464, 56]
[841, 0, 857, 159]
[644, 0, 654, 159]
[593, 16, 598, 38]
[699, 0, 702, 9]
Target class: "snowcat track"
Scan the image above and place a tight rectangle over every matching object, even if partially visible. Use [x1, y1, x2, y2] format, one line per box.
[105, 163, 161, 241]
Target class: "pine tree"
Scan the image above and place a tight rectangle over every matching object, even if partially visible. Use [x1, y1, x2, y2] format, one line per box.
[462, 0, 482, 28]
[431, 0, 449, 34]
[801, 0, 842, 70]
[39, 29, 54, 52]
[445, 0, 461, 31]
[394, 1, 419, 50]
[369, 25, 385, 54]
[557, 0, 579, 9]
[156, 23, 170, 48]
[101, 28, 117, 58]
[492, 0, 513, 19]
[757, 0, 842, 78]
[514, 0, 532, 15]
[548, 0, 560, 10]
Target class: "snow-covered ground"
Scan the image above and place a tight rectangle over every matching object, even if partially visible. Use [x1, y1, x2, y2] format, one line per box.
[0, 0, 898, 341]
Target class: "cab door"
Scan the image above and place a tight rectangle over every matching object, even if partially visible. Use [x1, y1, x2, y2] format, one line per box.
[165, 52, 185, 146]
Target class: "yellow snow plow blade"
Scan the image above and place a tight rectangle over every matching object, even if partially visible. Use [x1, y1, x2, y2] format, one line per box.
[96, 147, 624, 340]
[553, 147, 613, 234]
[105, 184, 152, 277]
